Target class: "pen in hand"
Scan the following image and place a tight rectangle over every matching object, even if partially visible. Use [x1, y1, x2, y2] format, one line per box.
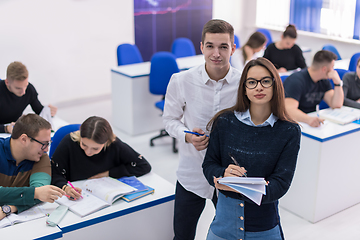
[228, 152, 247, 177]
[67, 181, 83, 199]
[184, 130, 209, 138]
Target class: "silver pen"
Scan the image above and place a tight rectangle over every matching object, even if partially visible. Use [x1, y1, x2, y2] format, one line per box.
[228, 152, 247, 177]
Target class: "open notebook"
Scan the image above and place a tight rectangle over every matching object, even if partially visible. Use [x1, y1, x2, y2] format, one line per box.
[0, 202, 58, 228]
[56, 177, 136, 217]
[218, 177, 267, 205]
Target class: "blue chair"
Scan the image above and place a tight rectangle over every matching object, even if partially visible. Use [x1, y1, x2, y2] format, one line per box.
[149, 52, 180, 153]
[234, 34, 240, 49]
[280, 75, 289, 82]
[171, 38, 196, 58]
[348, 52, 360, 72]
[257, 28, 272, 47]
[49, 124, 81, 158]
[322, 44, 342, 60]
[117, 43, 143, 66]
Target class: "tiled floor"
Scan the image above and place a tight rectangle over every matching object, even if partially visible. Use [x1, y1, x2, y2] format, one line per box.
[57, 96, 360, 240]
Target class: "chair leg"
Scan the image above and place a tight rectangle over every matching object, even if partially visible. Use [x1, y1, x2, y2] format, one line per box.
[172, 137, 178, 153]
[150, 129, 169, 146]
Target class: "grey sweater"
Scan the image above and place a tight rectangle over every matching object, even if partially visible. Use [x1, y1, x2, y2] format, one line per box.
[343, 72, 360, 109]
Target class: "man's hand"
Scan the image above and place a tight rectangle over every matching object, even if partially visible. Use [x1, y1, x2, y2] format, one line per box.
[5, 122, 15, 134]
[277, 67, 287, 73]
[306, 116, 325, 127]
[88, 171, 109, 179]
[185, 128, 209, 151]
[34, 185, 65, 203]
[327, 69, 341, 85]
[48, 104, 57, 117]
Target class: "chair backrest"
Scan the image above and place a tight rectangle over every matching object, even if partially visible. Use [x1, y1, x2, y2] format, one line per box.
[334, 68, 349, 80]
[171, 38, 196, 58]
[280, 75, 289, 82]
[117, 43, 143, 66]
[322, 44, 342, 60]
[257, 28, 272, 47]
[234, 34, 240, 49]
[149, 52, 179, 95]
[49, 124, 81, 158]
[348, 52, 360, 72]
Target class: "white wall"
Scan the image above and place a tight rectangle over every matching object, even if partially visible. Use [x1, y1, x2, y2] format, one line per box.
[0, 0, 133, 105]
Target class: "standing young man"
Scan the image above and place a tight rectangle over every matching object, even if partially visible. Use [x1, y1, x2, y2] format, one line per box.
[163, 19, 241, 240]
[0, 61, 58, 134]
[0, 114, 65, 220]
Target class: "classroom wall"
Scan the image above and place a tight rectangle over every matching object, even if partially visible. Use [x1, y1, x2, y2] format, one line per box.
[1, 0, 359, 106]
[0, 0, 133, 106]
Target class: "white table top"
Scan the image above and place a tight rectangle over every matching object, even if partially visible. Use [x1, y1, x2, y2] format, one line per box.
[57, 172, 175, 233]
[299, 112, 360, 142]
[0, 217, 62, 240]
[111, 54, 204, 78]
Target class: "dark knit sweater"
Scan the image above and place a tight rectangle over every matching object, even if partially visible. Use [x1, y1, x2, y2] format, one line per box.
[263, 43, 306, 71]
[0, 80, 44, 133]
[51, 134, 151, 188]
[202, 112, 301, 232]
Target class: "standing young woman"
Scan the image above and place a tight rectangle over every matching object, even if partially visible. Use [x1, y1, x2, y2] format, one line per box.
[231, 31, 267, 72]
[263, 24, 306, 73]
[202, 58, 301, 240]
[51, 116, 151, 199]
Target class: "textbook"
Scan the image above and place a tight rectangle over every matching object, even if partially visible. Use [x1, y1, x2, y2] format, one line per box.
[56, 177, 136, 217]
[0, 202, 58, 228]
[319, 106, 360, 125]
[122, 186, 155, 202]
[218, 177, 267, 206]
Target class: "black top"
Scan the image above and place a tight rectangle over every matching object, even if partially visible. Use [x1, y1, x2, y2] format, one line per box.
[51, 134, 152, 188]
[263, 43, 306, 70]
[202, 112, 301, 232]
[342, 72, 360, 109]
[0, 80, 44, 133]
[283, 69, 332, 113]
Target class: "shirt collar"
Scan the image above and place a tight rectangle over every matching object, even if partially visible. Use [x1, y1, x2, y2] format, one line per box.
[237, 109, 278, 127]
[200, 63, 236, 85]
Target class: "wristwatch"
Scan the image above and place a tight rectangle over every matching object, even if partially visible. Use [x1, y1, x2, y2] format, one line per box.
[334, 80, 343, 87]
[1, 205, 11, 217]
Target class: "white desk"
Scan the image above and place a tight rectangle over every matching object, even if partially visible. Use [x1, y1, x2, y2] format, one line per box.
[58, 172, 175, 240]
[280, 114, 360, 223]
[111, 54, 204, 135]
[0, 217, 62, 240]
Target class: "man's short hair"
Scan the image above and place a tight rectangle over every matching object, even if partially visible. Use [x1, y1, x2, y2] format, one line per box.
[11, 114, 51, 139]
[312, 50, 337, 69]
[6, 61, 29, 81]
[201, 19, 234, 44]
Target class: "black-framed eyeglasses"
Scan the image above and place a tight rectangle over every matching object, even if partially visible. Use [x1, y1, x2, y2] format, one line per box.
[28, 136, 52, 150]
[245, 77, 274, 89]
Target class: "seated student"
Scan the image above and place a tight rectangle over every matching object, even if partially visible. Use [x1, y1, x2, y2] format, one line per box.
[231, 31, 267, 72]
[343, 58, 360, 109]
[283, 50, 344, 127]
[51, 116, 152, 199]
[0, 114, 65, 220]
[263, 24, 306, 73]
[0, 61, 58, 134]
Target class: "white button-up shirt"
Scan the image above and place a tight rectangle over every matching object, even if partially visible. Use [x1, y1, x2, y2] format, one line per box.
[163, 63, 241, 199]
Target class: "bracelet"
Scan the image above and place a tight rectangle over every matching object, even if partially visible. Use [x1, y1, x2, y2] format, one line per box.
[62, 185, 68, 191]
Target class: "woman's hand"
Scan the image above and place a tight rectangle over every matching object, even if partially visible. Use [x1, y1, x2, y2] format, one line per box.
[224, 164, 247, 177]
[64, 186, 82, 200]
[213, 176, 239, 193]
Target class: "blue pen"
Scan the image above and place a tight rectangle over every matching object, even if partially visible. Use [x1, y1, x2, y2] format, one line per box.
[184, 130, 209, 138]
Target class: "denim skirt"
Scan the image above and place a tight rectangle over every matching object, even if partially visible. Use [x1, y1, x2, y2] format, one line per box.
[206, 192, 282, 240]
